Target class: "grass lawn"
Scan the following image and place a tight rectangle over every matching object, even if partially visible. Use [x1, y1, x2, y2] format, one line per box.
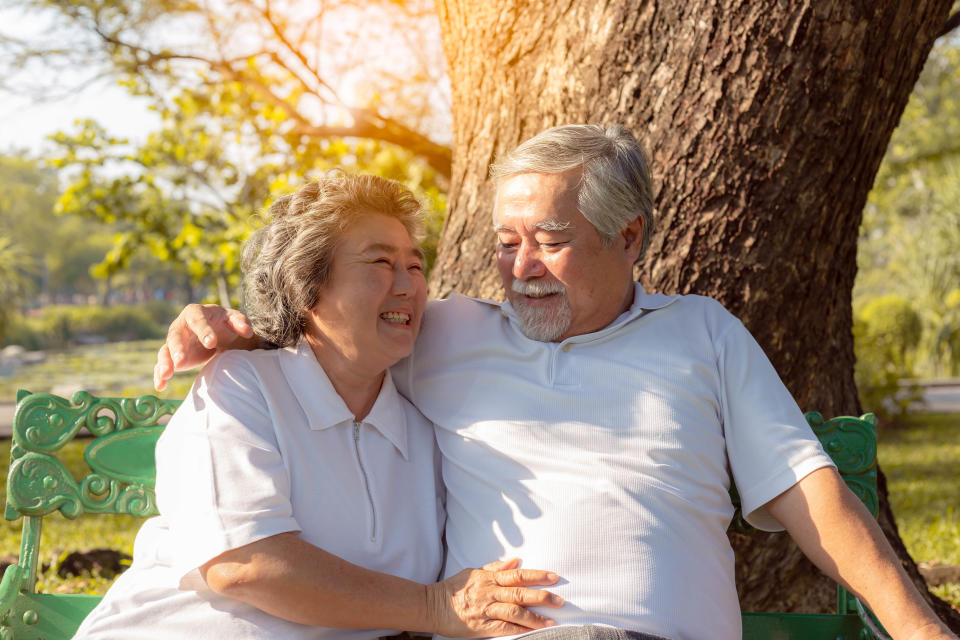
[1, 391, 957, 609]
[878, 411, 960, 607]
[0, 339, 197, 402]
[0, 439, 143, 594]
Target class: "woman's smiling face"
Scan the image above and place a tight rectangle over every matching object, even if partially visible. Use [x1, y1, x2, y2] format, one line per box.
[304, 212, 426, 374]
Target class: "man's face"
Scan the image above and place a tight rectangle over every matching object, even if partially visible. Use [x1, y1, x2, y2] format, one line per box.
[494, 169, 643, 342]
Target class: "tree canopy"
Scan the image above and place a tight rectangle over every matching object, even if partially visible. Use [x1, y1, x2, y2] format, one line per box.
[3, 0, 451, 170]
[3, 0, 450, 304]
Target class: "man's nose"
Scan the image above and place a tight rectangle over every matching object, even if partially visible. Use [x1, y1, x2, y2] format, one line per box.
[513, 244, 546, 279]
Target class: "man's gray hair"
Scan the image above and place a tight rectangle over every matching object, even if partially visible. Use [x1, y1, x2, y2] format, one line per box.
[242, 171, 423, 347]
[490, 124, 654, 254]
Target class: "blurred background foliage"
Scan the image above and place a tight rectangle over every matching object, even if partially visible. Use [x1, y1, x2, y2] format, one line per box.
[854, 37, 960, 418]
[0, 0, 448, 324]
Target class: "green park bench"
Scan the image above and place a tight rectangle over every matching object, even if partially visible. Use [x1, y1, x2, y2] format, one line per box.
[1, 390, 889, 639]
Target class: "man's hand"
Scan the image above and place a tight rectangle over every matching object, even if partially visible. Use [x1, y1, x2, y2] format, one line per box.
[425, 558, 563, 637]
[154, 304, 258, 391]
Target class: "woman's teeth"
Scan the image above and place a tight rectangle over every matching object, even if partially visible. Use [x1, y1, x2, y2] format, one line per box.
[380, 312, 410, 325]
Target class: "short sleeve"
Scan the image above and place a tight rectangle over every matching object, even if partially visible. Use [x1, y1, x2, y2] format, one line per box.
[718, 319, 836, 531]
[154, 352, 301, 582]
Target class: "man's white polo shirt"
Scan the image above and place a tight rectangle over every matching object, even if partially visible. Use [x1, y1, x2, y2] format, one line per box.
[395, 283, 835, 640]
[76, 340, 444, 639]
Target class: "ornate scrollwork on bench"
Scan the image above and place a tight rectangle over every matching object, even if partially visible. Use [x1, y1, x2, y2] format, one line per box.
[6, 392, 181, 520]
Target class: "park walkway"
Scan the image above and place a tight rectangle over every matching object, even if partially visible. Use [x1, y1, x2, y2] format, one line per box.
[0, 403, 12, 438]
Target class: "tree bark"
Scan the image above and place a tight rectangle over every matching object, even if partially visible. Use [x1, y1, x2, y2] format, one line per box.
[432, 0, 959, 627]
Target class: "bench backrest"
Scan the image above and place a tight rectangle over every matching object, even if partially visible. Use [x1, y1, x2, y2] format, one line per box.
[1, 390, 180, 639]
[2, 391, 883, 640]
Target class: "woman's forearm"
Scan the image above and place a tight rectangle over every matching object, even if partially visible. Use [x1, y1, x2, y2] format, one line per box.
[201, 532, 431, 630]
[200, 532, 561, 637]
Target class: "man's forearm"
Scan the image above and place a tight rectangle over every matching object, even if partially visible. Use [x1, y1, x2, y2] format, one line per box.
[765, 468, 955, 640]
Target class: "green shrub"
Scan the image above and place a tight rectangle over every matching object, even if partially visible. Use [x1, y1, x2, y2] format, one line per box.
[931, 288, 960, 377]
[854, 294, 923, 421]
[3, 304, 177, 350]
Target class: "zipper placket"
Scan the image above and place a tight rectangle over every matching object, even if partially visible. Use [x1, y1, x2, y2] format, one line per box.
[353, 420, 377, 542]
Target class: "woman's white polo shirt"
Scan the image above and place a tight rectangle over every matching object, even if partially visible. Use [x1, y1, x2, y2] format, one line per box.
[75, 339, 444, 639]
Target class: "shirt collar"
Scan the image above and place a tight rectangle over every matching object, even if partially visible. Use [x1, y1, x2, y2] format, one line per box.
[628, 281, 680, 314]
[499, 282, 680, 341]
[279, 339, 410, 459]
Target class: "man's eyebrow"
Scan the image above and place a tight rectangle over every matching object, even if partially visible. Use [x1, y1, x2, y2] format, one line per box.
[362, 242, 425, 261]
[534, 219, 572, 232]
[493, 220, 572, 232]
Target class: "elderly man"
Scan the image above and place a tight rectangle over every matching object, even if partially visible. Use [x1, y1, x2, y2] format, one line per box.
[156, 125, 955, 640]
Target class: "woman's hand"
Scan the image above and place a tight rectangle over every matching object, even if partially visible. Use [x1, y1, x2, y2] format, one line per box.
[425, 559, 563, 637]
[154, 303, 257, 390]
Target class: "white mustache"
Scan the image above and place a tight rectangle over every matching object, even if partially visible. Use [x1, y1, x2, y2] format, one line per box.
[512, 279, 566, 297]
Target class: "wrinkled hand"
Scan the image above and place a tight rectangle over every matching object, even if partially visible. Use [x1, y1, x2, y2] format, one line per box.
[154, 303, 257, 391]
[426, 558, 563, 638]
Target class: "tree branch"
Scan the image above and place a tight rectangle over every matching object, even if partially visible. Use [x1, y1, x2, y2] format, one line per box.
[938, 11, 960, 38]
[214, 62, 452, 176]
[78, 8, 454, 176]
[293, 119, 452, 176]
[252, 0, 344, 105]
[92, 25, 210, 69]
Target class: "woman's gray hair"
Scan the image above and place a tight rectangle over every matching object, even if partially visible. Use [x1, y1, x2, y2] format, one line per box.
[241, 171, 424, 348]
[489, 124, 654, 254]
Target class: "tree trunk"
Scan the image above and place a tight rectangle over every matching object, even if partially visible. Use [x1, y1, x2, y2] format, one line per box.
[432, 0, 959, 627]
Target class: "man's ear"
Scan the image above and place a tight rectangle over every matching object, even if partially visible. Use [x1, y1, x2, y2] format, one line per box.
[622, 216, 645, 261]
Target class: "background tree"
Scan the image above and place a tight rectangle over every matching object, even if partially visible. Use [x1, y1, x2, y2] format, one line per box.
[430, 0, 960, 626]
[853, 295, 925, 421]
[48, 104, 447, 305]
[0, 236, 35, 343]
[0, 153, 113, 304]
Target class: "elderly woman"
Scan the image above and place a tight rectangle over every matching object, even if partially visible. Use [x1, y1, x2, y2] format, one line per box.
[75, 173, 560, 639]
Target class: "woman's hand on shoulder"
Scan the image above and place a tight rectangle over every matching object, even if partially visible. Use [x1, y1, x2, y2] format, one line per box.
[155, 303, 258, 390]
[425, 558, 563, 638]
